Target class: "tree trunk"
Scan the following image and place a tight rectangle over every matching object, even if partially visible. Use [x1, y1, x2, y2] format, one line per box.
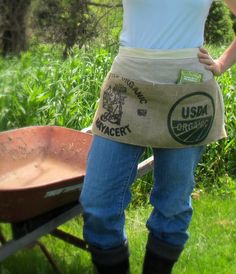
[63, 0, 90, 59]
[0, 0, 31, 55]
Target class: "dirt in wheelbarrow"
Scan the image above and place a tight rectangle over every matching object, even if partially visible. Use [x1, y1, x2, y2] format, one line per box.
[0, 157, 84, 189]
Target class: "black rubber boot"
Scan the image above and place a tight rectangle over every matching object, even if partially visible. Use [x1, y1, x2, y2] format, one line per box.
[89, 241, 130, 274]
[142, 233, 184, 274]
[142, 249, 176, 274]
[93, 258, 130, 274]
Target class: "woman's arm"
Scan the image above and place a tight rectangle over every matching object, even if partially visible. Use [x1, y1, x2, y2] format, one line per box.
[198, 0, 236, 76]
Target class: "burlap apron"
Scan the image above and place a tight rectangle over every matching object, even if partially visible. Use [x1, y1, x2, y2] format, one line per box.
[92, 47, 226, 148]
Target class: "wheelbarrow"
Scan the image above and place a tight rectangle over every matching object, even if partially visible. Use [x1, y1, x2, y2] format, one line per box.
[0, 125, 153, 273]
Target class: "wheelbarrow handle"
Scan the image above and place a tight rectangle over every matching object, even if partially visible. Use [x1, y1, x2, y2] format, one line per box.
[81, 126, 92, 134]
[136, 156, 154, 179]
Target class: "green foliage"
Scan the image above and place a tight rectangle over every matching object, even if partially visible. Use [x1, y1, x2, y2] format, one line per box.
[0, 45, 114, 131]
[205, 1, 235, 45]
[231, 14, 236, 33]
[32, 0, 99, 57]
[90, 1, 123, 49]
[194, 46, 236, 194]
[0, 0, 31, 55]
[0, 45, 235, 200]
[32, 0, 123, 56]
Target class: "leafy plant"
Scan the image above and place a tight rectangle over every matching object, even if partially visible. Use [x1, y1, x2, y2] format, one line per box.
[0, 45, 235, 199]
[205, 1, 235, 45]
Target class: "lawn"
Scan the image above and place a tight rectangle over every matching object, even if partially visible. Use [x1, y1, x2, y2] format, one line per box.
[0, 194, 235, 274]
[0, 45, 235, 273]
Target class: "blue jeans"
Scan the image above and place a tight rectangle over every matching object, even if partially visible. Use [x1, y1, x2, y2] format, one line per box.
[80, 135, 204, 254]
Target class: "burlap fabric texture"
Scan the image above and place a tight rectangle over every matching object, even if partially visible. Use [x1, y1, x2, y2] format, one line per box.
[92, 48, 226, 148]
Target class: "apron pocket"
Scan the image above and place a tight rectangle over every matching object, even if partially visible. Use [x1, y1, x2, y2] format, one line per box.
[92, 73, 226, 148]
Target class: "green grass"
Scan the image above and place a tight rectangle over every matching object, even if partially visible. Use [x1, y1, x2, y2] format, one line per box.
[174, 195, 236, 274]
[128, 194, 236, 274]
[1, 194, 235, 274]
[0, 44, 235, 273]
[0, 44, 235, 193]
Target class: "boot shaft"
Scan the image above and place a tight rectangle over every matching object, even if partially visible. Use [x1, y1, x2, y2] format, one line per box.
[94, 258, 130, 274]
[89, 242, 130, 274]
[142, 249, 176, 274]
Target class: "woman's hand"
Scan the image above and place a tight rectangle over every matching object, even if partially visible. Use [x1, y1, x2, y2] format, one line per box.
[198, 2, 236, 76]
[198, 47, 224, 76]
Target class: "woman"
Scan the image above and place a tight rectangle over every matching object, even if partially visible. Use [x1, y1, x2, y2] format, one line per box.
[80, 1, 236, 273]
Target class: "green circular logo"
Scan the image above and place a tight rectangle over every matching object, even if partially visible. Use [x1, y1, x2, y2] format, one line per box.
[168, 92, 215, 145]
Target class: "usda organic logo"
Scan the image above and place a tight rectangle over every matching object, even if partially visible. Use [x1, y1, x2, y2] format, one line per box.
[168, 92, 215, 145]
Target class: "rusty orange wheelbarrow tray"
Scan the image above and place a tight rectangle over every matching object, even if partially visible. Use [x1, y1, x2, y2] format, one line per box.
[0, 125, 153, 273]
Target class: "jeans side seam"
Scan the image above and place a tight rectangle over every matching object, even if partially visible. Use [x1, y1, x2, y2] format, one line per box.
[118, 149, 144, 218]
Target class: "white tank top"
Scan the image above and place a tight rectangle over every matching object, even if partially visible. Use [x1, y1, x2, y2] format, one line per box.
[120, 0, 213, 49]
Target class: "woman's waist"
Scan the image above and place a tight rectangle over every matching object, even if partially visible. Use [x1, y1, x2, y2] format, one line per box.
[111, 48, 213, 84]
[118, 46, 200, 60]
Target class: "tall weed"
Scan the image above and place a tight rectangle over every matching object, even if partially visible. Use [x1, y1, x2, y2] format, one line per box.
[0, 45, 114, 130]
[195, 46, 236, 194]
[0, 45, 235, 198]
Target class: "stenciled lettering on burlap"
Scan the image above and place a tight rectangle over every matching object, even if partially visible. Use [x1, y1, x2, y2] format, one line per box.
[95, 74, 148, 137]
[167, 92, 215, 145]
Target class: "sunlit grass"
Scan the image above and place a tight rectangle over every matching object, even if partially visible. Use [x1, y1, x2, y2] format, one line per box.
[0, 44, 235, 273]
[0, 194, 235, 274]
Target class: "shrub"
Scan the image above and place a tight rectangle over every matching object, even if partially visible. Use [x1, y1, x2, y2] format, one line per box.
[231, 14, 236, 33]
[205, 1, 235, 45]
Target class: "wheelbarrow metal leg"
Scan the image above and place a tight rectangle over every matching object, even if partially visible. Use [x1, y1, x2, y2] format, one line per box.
[0, 231, 7, 245]
[50, 228, 89, 251]
[0, 204, 82, 262]
[36, 240, 62, 274]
